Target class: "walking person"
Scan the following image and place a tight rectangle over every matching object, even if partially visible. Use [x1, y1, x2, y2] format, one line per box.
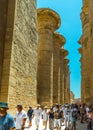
[54, 105, 63, 130]
[48, 108, 54, 130]
[0, 102, 15, 130]
[63, 104, 70, 130]
[27, 106, 33, 127]
[32, 104, 42, 130]
[15, 104, 27, 130]
[70, 104, 78, 130]
[42, 106, 48, 130]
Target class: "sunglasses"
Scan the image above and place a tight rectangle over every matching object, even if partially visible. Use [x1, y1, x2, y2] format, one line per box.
[0, 108, 4, 110]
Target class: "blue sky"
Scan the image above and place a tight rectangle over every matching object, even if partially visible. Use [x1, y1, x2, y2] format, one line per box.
[37, 0, 82, 98]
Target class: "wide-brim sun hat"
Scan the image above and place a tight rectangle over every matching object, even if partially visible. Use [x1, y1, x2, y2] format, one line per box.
[44, 106, 48, 109]
[36, 104, 40, 107]
[64, 103, 69, 107]
[0, 102, 9, 109]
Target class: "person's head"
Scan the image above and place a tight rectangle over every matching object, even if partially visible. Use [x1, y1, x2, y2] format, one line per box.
[44, 106, 48, 110]
[0, 102, 9, 116]
[17, 104, 23, 112]
[36, 104, 40, 109]
[29, 106, 32, 109]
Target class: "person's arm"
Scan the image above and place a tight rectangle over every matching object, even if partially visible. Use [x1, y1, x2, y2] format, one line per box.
[10, 128, 16, 130]
[9, 117, 16, 130]
[21, 118, 27, 129]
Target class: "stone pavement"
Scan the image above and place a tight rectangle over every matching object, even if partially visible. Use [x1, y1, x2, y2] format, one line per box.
[25, 118, 87, 130]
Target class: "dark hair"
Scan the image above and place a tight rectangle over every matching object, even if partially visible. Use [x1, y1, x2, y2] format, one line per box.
[17, 104, 23, 109]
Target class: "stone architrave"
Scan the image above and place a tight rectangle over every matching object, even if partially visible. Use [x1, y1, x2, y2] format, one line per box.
[37, 8, 60, 106]
[53, 32, 65, 104]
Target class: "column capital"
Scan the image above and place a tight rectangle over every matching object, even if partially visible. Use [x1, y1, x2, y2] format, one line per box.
[82, 0, 89, 13]
[81, 12, 89, 28]
[53, 32, 66, 47]
[37, 8, 61, 31]
[78, 35, 83, 45]
[60, 48, 68, 57]
[64, 58, 69, 65]
[78, 47, 82, 54]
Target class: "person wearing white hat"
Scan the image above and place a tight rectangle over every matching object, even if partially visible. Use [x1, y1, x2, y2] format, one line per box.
[42, 106, 48, 130]
[33, 104, 42, 130]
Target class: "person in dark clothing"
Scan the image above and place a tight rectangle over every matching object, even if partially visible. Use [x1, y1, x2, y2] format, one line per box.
[27, 106, 33, 127]
[48, 108, 54, 130]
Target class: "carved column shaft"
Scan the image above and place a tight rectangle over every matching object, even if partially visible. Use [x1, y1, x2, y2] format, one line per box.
[0, 0, 8, 96]
[53, 33, 64, 104]
[60, 48, 65, 104]
[37, 8, 60, 106]
[64, 57, 69, 103]
[89, 0, 93, 104]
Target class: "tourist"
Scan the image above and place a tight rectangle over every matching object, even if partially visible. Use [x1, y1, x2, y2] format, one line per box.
[70, 104, 78, 130]
[27, 106, 33, 127]
[48, 108, 54, 130]
[54, 104, 63, 130]
[0, 102, 15, 130]
[32, 104, 42, 130]
[15, 104, 27, 130]
[63, 104, 70, 130]
[42, 106, 48, 130]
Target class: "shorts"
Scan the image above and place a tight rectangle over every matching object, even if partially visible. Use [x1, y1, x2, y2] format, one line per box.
[54, 119, 61, 127]
[35, 118, 40, 126]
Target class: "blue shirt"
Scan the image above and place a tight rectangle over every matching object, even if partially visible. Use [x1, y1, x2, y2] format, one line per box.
[0, 113, 15, 130]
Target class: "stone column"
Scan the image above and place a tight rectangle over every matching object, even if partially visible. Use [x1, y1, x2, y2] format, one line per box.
[80, 2, 91, 105]
[0, 0, 15, 101]
[64, 58, 69, 103]
[62, 50, 69, 103]
[89, 0, 93, 104]
[37, 8, 60, 106]
[53, 32, 65, 104]
[64, 59, 70, 103]
[78, 47, 84, 103]
[60, 48, 65, 104]
[0, 1, 8, 90]
[78, 36, 87, 104]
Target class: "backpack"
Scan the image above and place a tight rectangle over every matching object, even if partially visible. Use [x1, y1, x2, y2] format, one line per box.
[72, 110, 77, 119]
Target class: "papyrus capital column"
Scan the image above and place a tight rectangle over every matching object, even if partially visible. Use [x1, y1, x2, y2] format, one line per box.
[37, 8, 61, 106]
[53, 32, 65, 104]
[64, 56, 70, 103]
[89, 0, 93, 104]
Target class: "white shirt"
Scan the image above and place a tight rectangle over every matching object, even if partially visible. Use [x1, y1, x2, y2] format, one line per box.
[33, 108, 42, 119]
[15, 110, 27, 129]
[42, 110, 48, 120]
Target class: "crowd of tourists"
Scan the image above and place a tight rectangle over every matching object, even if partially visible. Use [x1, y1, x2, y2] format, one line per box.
[0, 101, 93, 130]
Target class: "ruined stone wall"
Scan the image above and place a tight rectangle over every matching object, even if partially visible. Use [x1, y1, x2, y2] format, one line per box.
[9, 0, 37, 112]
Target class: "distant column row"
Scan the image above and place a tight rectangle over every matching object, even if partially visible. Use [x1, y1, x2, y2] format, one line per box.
[37, 8, 70, 106]
[78, 0, 93, 105]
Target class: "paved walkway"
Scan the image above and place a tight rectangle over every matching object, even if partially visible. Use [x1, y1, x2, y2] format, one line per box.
[25, 118, 87, 130]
